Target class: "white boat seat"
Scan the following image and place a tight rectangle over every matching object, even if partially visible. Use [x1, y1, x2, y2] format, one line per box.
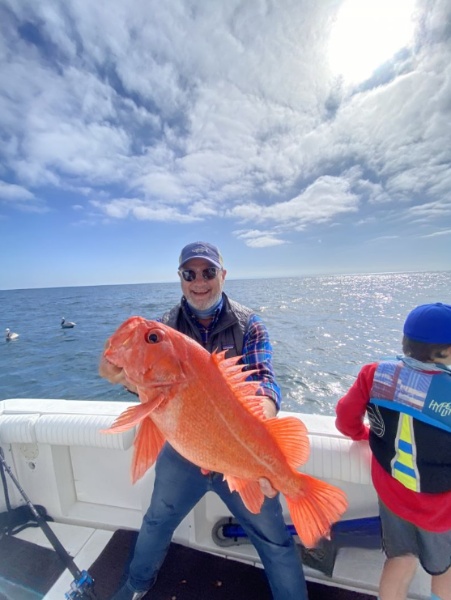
[0, 414, 39, 444]
[305, 434, 372, 485]
[0, 413, 134, 451]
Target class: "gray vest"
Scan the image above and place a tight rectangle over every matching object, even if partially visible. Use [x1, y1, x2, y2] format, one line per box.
[160, 294, 253, 357]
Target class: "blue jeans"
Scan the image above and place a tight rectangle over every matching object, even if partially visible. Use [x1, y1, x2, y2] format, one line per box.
[126, 443, 308, 599]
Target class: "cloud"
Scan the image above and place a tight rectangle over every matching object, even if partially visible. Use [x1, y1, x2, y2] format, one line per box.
[367, 235, 399, 243]
[90, 197, 201, 223]
[0, 180, 48, 212]
[234, 229, 288, 248]
[421, 229, 451, 238]
[407, 199, 451, 222]
[0, 0, 450, 246]
[0, 180, 35, 201]
[227, 175, 360, 228]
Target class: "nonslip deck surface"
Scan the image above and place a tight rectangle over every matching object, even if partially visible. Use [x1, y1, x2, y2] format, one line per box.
[0, 534, 65, 596]
[89, 529, 376, 600]
[0, 529, 376, 600]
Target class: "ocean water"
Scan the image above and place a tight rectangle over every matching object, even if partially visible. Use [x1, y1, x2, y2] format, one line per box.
[1, 271, 450, 415]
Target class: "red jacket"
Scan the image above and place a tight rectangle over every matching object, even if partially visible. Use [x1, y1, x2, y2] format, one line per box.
[335, 363, 451, 532]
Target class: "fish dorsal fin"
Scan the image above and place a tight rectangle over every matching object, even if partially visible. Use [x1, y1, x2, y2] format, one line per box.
[224, 475, 264, 514]
[212, 351, 259, 382]
[265, 416, 310, 468]
[131, 418, 166, 483]
[211, 351, 265, 419]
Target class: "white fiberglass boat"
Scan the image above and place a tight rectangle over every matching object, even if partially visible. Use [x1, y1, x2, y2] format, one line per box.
[0, 398, 431, 600]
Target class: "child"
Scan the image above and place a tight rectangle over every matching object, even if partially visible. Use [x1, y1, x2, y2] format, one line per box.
[335, 302, 451, 600]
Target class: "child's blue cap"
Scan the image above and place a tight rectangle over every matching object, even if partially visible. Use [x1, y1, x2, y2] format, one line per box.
[403, 302, 451, 344]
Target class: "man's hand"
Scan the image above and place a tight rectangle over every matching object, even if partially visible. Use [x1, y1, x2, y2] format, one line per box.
[259, 477, 278, 498]
[99, 354, 139, 394]
[261, 397, 277, 419]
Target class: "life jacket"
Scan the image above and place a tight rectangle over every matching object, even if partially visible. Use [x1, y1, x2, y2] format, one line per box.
[160, 293, 253, 357]
[368, 358, 451, 494]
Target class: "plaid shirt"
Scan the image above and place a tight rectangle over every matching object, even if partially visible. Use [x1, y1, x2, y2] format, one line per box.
[241, 313, 281, 410]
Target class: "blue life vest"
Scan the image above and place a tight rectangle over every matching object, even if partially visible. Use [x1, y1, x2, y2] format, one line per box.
[368, 358, 451, 493]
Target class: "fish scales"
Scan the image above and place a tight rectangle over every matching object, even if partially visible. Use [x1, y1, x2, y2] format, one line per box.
[150, 365, 292, 482]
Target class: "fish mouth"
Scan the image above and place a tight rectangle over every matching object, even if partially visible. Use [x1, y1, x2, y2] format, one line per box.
[136, 378, 183, 389]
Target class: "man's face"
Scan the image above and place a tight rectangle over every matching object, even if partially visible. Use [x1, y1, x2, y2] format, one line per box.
[179, 258, 226, 312]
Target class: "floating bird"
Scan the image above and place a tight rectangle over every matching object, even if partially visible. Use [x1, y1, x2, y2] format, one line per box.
[61, 317, 76, 329]
[5, 328, 19, 341]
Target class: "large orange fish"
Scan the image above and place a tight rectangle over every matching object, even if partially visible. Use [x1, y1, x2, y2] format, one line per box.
[100, 316, 348, 547]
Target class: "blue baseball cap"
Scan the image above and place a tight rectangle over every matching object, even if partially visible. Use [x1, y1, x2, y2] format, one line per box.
[178, 242, 223, 269]
[403, 302, 451, 344]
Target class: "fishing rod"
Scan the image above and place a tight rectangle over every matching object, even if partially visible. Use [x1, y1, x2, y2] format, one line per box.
[0, 447, 97, 600]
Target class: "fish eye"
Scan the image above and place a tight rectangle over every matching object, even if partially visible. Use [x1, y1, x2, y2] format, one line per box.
[146, 332, 160, 344]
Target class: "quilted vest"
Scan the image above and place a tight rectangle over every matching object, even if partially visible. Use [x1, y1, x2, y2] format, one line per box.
[160, 293, 253, 357]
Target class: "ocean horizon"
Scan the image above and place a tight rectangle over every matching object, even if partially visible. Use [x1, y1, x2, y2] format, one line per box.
[2, 270, 450, 415]
[2, 267, 446, 292]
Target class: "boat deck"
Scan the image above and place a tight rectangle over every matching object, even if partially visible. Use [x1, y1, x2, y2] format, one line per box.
[0, 400, 433, 600]
[0, 521, 431, 600]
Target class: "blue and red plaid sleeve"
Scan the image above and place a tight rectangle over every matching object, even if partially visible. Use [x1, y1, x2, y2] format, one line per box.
[241, 314, 281, 411]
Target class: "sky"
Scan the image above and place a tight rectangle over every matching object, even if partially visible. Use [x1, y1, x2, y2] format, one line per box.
[1, 0, 451, 290]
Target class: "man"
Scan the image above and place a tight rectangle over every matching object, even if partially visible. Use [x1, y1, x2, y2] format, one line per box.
[104, 241, 308, 600]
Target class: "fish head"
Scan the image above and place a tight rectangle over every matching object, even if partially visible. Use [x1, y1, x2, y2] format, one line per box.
[103, 316, 193, 388]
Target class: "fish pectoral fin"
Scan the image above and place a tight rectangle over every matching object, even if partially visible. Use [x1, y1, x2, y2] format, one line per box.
[131, 418, 166, 483]
[286, 473, 348, 548]
[265, 416, 310, 468]
[225, 475, 264, 514]
[138, 388, 173, 406]
[101, 396, 164, 433]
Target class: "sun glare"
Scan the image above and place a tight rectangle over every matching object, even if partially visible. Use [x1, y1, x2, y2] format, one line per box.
[328, 0, 416, 83]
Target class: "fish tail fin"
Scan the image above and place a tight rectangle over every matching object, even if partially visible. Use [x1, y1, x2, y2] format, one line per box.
[286, 474, 348, 548]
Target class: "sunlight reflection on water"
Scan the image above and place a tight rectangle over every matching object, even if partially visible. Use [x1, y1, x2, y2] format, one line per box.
[246, 271, 451, 414]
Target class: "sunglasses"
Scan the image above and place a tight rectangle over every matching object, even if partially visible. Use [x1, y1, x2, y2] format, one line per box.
[178, 267, 222, 282]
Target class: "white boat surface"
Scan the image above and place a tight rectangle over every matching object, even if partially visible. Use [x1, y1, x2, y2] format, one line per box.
[0, 398, 431, 600]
